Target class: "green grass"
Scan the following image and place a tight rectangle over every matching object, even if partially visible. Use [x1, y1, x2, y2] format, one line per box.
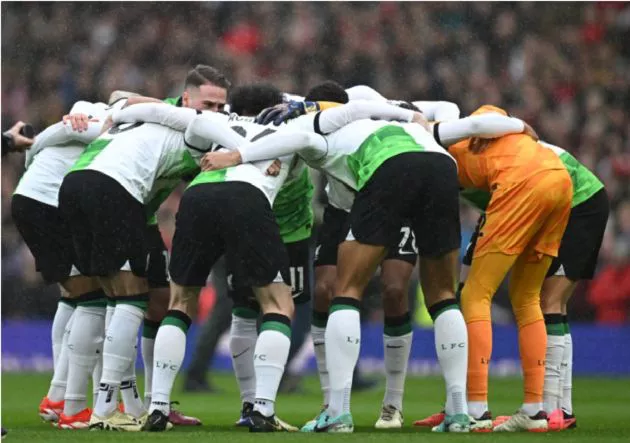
[2, 373, 629, 442]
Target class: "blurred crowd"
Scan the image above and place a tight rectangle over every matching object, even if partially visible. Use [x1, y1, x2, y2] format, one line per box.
[2, 2, 629, 322]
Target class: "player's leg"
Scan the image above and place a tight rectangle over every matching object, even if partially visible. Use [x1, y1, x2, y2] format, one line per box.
[230, 293, 259, 426]
[143, 183, 223, 431]
[282, 239, 314, 392]
[403, 152, 468, 433]
[552, 189, 608, 430]
[312, 239, 387, 434]
[248, 282, 297, 432]
[540, 275, 574, 428]
[493, 252, 552, 433]
[216, 183, 297, 433]
[68, 171, 151, 430]
[375, 255, 415, 429]
[143, 225, 201, 426]
[185, 256, 232, 394]
[59, 276, 107, 429]
[495, 170, 572, 433]
[91, 270, 148, 430]
[460, 253, 516, 428]
[414, 214, 483, 429]
[10, 193, 82, 423]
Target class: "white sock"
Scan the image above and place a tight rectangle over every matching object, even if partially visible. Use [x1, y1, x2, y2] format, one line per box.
[521, 402, 543, 416]
[326, 307, 360, 417]
[47, 313, 74, 402]
[252, 323, 291, 418]
[141, 336, 155, 409]
[561, 332, 573, 414]
[311, 324, 330, 405]
[383, 332, 412, 411]
[433, 307, 468, 416]
[51, 301, 75, 367]
[94, 303, 144, 417]
[543, 334, 565, 413]
[150, 323, 188, 415]
[230, 314, 257, 405]
[105, 304, 115, 330]
[95, 302, 113, 406]
[468, 401, 488, 419]
[64, 305, 105, 416]
[92, 356, 102, 408]
[121, 351, 145, 418]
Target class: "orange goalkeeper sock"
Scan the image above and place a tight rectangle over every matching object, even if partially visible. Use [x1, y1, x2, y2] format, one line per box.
[519, 319, 547, 404]
[466, 320, 492, 402]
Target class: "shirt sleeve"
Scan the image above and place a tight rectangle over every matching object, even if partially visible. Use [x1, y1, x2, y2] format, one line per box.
[316, 100, 414, 135]
[345, 85, 388, 102]
[24, 120, 103, 167]
[436, 114, 525, 146]
[112, 103, 198, 132]
[184, 113, 246, 154]
[237, 131, 328, 164]
[412, 101, 461, 121]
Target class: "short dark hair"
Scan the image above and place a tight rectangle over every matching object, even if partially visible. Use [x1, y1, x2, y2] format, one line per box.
[305, 80, 348, 104]
[229, 83, 283, 117]
[184, 64, 231, 90]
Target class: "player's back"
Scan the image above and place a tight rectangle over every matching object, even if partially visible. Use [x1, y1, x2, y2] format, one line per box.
[188, 113, 292, 205]
[448, 106, 565, 192]
[72, 122, 186, 202]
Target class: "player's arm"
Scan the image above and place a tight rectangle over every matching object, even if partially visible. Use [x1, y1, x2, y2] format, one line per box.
[200, 129, 327, 171]
[412, 101, 461, 121]
[184, 113, 247, 154]
[434, 114, 528, 147]
[345, 85, 388, 102]
[316, 100, 421, 135]
[345, 86, 460, 121]
[111, 103, 199, 132]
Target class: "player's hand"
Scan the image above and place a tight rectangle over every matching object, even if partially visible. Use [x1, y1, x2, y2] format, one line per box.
[255, 104, 287, 125]
[200, 151, 242, 171]
[63, 113, 98, 132]
[5, 121, 35, 151]
[257, 101, 319, 126]
[468, 137, 492, 153]
[522, 121, 539, 141]
[266, 159, 282, 176]
[411, 112, 430, 131]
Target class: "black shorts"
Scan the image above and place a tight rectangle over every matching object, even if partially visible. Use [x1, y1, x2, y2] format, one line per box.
[547, 188, 609, 280]
[146, 224, 169, 289]
[464, 189, 609, 281]
[58, 170, 148, 277]
[230, 238, 313, 312]
[11, 195, 75, 283]
[349, 152, 461, 259]
[315, 206, 418, 267]
[169, 182, 290, 288]
[463, 214, 485, 266]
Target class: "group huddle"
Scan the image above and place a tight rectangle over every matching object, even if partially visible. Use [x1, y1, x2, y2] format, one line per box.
[12, 64, 608, 434]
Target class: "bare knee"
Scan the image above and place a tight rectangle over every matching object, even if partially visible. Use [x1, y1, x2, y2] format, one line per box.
[254, 282, 295, 318]
[169, 282, 200, 318]
[381, 281, 409, 317]
[146, 287, 170, 322]
[61, 276, 101, 297]
[314, 266, 336, 313]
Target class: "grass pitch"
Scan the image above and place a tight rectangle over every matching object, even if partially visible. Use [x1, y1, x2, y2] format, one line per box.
[2, 373, 629, 442]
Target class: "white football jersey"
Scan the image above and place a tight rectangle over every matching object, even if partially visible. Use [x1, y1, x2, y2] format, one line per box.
[73, 121, 198, 205]
[185, 113, 292, 205]
[14, 101, 111, 207]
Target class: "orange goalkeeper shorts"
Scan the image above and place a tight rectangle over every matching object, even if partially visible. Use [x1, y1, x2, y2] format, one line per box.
[473, 169, 573, 260]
